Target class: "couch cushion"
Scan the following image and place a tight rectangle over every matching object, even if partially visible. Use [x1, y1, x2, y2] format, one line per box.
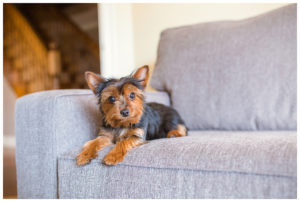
[58, 131, 296, 198]
[150, 4, 297, 130]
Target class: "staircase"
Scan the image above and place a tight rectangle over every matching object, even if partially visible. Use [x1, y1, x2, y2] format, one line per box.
[3, 4, 100, 97]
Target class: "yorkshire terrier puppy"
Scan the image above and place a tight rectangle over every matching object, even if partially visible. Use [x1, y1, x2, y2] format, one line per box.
[76, 65, 188, 166]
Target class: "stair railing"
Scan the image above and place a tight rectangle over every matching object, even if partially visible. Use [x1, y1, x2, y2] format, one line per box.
[4, 4, 61, 97]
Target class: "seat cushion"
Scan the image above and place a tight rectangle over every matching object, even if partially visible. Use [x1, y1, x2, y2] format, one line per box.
[150, 4, 297, 130]
[58, 131, 296, 198]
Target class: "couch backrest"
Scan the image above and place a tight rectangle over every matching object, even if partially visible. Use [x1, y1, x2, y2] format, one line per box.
[150, 4, 297, 131]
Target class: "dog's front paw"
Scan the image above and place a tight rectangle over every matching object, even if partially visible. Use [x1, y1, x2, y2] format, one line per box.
[76, 149, 98, 166]
[103, 152, 124, 166]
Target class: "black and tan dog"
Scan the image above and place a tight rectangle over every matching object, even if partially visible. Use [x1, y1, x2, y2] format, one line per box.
[76, 65, 188, 166]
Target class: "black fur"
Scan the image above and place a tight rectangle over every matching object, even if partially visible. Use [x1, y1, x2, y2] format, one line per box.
[136, 103, 186, 140]
[95, 76, 143, 98]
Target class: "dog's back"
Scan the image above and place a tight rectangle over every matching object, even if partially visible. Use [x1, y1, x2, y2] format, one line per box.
[136, 102, 187, 140]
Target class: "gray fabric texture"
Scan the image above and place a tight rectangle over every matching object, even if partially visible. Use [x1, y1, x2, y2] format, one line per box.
[15, 89, 170, 199]
[150, 4, 297, 130]
[58, 131, 296, 199]
[15, 5, 297, 199]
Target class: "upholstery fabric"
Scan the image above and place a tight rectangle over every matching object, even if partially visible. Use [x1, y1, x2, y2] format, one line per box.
[15, 89, 170, 198]
[150, 4, 297, 130]
[15, 5, 297, 199]
[58, 131, 296, 199]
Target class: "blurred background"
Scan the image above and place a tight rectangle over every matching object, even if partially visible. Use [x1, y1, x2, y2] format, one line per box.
[3, 3, 100, 198]
[3, 3, 288, 199]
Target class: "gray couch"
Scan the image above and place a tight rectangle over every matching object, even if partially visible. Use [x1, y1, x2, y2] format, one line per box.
[15, 4, 296, 199]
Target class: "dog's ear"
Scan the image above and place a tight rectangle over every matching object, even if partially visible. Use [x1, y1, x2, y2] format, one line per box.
[132, 65, 149, 89]
[85, 71, 106, 94]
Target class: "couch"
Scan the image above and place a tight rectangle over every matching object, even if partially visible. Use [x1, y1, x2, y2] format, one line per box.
[15, 4, 296, 198]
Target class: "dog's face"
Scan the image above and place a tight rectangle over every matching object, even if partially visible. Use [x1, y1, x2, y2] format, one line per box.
[85, 66, 149, 128]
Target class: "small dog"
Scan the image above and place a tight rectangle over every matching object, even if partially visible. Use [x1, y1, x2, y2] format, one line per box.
[76, 65, 188, 166]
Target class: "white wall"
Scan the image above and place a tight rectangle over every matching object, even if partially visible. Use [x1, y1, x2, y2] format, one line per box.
[99, 3, 289, 85]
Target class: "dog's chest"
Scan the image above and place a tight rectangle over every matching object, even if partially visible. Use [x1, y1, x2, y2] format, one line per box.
[110, 128, 128, 143]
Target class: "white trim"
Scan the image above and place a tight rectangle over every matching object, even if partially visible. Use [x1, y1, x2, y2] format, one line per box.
[3, 135, 16, 148]
[98, 4, 135, 78]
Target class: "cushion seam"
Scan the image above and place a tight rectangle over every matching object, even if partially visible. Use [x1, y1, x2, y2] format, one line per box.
[59, 158, 296, 179]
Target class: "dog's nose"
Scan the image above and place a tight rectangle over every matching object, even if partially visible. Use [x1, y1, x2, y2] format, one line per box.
[120, 109, 129, 117]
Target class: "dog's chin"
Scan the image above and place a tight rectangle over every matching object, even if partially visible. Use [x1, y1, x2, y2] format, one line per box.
[119, 116, 139, 127]
[111, 116, 142, 128]
[104, 117, 131, 128]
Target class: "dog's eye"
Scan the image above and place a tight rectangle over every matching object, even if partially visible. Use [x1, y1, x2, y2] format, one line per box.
[129, 92, 135, 100]
[108, 96, 116, 103]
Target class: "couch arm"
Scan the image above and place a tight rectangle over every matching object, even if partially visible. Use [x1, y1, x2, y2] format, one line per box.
[15, 89, 170, 198]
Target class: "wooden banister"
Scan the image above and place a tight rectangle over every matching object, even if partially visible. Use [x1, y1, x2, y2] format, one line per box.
[4, 4, 61, 96]
[4, 4, 49, 54]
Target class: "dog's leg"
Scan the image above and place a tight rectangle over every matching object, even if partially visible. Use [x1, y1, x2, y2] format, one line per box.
[103, 131, 144, 165]
[76, 135, 112, 166]
[167, 124, 187, 138]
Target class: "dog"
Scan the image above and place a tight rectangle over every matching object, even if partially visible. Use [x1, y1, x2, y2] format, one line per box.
[76, 65, 188, 166]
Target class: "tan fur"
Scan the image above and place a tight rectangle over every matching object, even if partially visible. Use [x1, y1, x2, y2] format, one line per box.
[76, 136, 112, 165]
[98, 127, 116, 140]
[116, 128, 145, 142]
[77, 128, 145, 166]
[100, 84, 144, 128]
[132, 65, 149, 88]
[120, 84, 144, 127]
[167, 124, 187, 138]
[103, 135, 144, 165]
[85, 71, 105, 94]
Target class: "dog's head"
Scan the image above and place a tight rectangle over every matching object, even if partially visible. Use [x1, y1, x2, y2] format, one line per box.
[85, 65, 149, 128]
